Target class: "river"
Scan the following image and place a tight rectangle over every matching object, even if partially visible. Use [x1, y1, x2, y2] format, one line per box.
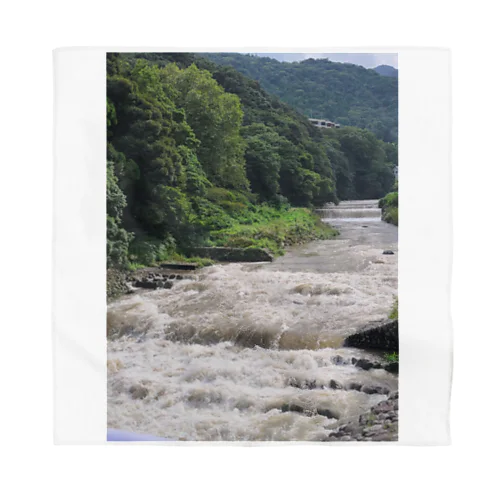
[107, 200, 398, 441]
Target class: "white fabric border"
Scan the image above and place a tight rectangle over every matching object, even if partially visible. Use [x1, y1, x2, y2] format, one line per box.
[53, 47, 451, 444]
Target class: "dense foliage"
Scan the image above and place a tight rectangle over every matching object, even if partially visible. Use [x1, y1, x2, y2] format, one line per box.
[106, 53, 397, 269]
[205, 53, 398, 142]
[373, 65, 398, 78]
[379, 188, 399, 226]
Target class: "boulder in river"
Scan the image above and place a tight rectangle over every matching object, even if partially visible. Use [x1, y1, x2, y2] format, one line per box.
[329, 379, 344, 390]
[344, 319, 398, 352]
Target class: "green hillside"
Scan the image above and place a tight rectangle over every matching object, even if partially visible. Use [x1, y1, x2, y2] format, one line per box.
[205, 53, 398, 142]
[107, 53, 396, 269]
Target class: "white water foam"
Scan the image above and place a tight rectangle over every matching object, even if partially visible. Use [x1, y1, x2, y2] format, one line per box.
[107, 200, 398, 440]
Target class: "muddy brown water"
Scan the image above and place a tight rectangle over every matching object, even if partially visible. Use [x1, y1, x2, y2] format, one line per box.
[107, 200, 398, 440]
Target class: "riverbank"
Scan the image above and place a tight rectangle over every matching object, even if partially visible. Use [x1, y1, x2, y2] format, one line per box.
[325, 391, 398, 442]
[379, 191, 398, 226]
[108, 207, 338, 301]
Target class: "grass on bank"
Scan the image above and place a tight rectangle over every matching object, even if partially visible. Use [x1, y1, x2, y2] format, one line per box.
[389, 297, 398, 320]
[384, 352, 399, 363]
[210, 206, 338, 256]
[384, 297, 399, 363]
[126, 204, 338, 267]
[379, 191, 398, 226]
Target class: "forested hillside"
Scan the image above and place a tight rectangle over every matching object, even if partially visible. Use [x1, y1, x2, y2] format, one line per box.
[374, 65, 398, 78]
[107, 53, 396, 269]
[205, 53, 398, 142]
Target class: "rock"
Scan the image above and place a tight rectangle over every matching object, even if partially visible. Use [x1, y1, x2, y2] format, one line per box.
[363, 424, 383, 436]
[281, 403, 304, 414]
[325, 392, 399, 442]
[288, 378, 316, 390]
[129, 385, 149, 400]
[384, 362, 399, 374]
[107, 268, 129, 301]
[331, 355, 346, 365]
[347, 382, 362, 392]
[317, 408, 337, 419]
[382, 250, 395, 255]
[338, 424, 354, 434]
[372, 400, 394, 414]
[361, 385, 390, 395]
[355, 359, 375, 371]
[329, 379, 343, 390]
[344, 319, 398, 352]
[133, 279, 159, 289]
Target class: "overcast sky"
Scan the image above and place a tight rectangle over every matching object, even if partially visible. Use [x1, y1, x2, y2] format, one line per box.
[254, 53, 398, 69]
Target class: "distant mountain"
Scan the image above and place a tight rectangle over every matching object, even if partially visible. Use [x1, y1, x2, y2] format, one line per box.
[204, 53, 398, 142]
[373, 65, 398, 78]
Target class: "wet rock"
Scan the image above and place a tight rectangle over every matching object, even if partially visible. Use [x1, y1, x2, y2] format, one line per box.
[329, 379, 343, 390]
[331, 355, 346, 365]
[372, 400, 394, 414]
[344, 320, 398, 352]
[361, 385, 390, 395]
[347, 382, 362, 392]
[281, 403, 305, 414]
[288, 378, 316, 390]
[326, 392, 399, 442]
[317, 408, 337, 419]
[355, 359, 375, 371]
[107, 268, 129, 301]
[129, 385, 149, 400]
[133, 279, 159, 289]
[363, 424, 383, 436]
[384, 362, 399, 374]
[382, 250, 395, 255]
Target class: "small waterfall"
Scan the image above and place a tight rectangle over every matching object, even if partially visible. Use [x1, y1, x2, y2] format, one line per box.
[316, 200, 381, 221]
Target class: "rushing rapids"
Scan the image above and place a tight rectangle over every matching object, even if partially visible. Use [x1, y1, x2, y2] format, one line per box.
[107, 200, 398, 441]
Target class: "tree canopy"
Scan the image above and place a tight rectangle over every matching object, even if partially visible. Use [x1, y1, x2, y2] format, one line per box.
[106, 52, 397, 268]
[204, 53, 398, 142]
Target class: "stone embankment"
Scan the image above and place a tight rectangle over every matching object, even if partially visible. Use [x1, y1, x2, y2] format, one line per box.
[187, 247, 274, 262]
[344, 319, 398, 352]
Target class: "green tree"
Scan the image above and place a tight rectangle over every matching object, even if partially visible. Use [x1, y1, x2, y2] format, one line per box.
[106, 162, 133, 268]
[161, 63, 248, 191]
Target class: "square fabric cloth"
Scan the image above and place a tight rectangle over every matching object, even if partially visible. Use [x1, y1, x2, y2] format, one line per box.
[53, 48, 451, 444]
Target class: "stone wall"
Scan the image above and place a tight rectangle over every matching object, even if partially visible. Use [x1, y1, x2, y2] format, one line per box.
[187, 247, 274, 262]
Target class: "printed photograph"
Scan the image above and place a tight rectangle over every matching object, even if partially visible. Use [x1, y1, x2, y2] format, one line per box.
[106, 52, 399, 442]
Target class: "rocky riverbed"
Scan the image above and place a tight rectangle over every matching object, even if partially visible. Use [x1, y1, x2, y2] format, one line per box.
[324, 391, 398, 442]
